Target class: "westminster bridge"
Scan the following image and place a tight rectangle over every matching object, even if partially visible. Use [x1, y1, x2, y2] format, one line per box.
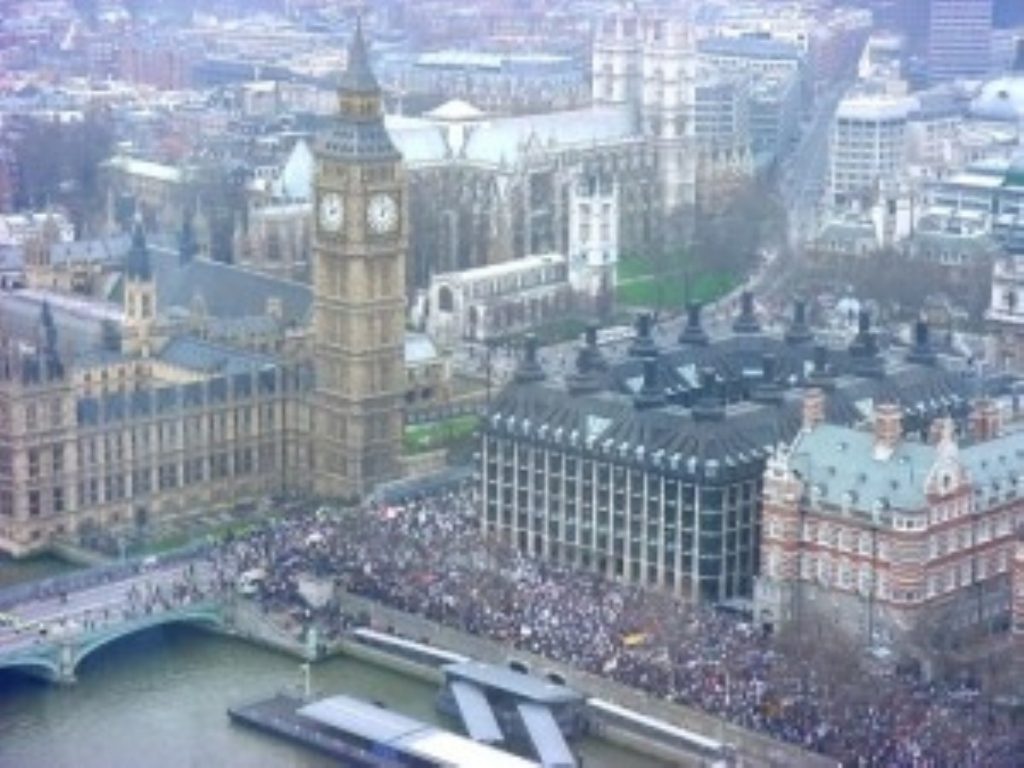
[0, 551, 231, 684]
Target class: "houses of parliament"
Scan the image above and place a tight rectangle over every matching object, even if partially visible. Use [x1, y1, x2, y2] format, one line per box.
[0, 25, 409, 556]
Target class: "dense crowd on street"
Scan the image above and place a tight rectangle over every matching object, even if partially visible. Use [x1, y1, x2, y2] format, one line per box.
[215, 485, 1022, 768]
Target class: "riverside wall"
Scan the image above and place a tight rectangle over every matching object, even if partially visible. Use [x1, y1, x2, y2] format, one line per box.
[331, 590, 838, 768]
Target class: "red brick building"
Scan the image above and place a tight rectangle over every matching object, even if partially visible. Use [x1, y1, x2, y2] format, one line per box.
[756, 389, 1024, 652]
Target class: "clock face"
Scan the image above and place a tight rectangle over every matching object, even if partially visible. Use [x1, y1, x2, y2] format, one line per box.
[366, 193, 399, 235]
[318, 192, 344, 232]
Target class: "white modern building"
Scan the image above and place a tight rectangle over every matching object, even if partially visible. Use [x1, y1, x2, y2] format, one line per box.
[829, 95, 913, 206]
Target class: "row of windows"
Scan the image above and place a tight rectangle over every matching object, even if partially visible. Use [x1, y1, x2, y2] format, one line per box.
[498, 527, 752, 600]
[0, 399, 63, 431]
[487, 503, 755, 537]
[484, 470, 758, 507]
[0, 448, 279, 518]
[794, 555, 888, 598]
[925, 553, 1010, 598]
[485, 454, 760, 493]
[13, 417, 280, 480]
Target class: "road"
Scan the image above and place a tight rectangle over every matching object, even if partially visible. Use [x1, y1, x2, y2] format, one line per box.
[779, 84, 849, 248]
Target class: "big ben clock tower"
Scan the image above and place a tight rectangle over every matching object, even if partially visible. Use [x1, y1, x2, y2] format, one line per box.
[312, 20, 406, 499]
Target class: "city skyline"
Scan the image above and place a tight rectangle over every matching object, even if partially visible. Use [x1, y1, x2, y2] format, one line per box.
[0, 2, 1023, 767]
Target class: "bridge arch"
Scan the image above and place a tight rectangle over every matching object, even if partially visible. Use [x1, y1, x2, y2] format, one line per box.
[70, 607, 224, 677]
[0, 657, 62, 682]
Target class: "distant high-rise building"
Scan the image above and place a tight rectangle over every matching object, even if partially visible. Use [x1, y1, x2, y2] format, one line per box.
[900, 0, 931, 54]
[994, 0, 1024, 29]
[927, 0, 994, 83]
[845, 0, 930, 53]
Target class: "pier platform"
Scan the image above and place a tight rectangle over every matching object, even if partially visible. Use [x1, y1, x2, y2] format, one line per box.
[229, 692, 539, 768]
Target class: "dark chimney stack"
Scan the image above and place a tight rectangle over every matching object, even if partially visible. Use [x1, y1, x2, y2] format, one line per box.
[568, 327, 604, 395]
[806, 344, 835, 390]
[849, 309, 883, 378]
[906, 318, 936, 366]
[785, 298, 812, 345]
[732, 291, 761, 334]
[679, 301, 710, 346]
[693, 367, 726, 422]
[634, 359, 665, 410]
[858, 308, 870, 335]
[752, 353, 784, 404]
[513, 334, 546, 384]
[582, 323, 608, 372]
[629, 312, 659, 358]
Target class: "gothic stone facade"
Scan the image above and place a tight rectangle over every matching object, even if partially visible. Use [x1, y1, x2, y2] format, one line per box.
[311, 25, 407, 499]
[0, 331, 314, 557]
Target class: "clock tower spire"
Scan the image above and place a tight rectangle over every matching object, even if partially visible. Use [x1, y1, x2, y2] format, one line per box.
[312, 18, 407, 499]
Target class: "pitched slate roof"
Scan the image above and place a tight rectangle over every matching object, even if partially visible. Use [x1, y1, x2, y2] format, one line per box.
[488, 381, 799, 475]
[49, 233, 131, 267]
[462, 105, 638, 166]
[157, 336, 279, 376]
[790, 421, 1024, 517]
[148, 245, 311, 327]
[0, 289, 115, 354]
[486, 318, 977, 478]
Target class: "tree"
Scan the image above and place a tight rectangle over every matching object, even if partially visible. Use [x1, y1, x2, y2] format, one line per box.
[13, 119, 62, 209]
[694, 177, 786, 279]
[191, 162, 248, 264]
[801, 247, 994, 328]
[11, 113, 113, 235]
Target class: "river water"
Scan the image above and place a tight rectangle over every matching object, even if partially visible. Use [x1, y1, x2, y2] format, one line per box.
[0, 561, 670, 768]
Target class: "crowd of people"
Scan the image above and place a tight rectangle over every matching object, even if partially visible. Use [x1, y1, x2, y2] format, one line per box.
[213, 484, 1022, 767]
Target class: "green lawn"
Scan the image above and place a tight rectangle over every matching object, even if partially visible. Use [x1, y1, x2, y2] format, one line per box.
[616, 253, 736, 311]
[617, 254, 665, 281]
[617, 272, 736, 310]
[403, 415, 479, 455]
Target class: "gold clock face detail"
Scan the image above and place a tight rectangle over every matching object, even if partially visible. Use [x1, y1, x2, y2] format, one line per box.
[318, 192, 344, 232]
[366, 193, 399, 235]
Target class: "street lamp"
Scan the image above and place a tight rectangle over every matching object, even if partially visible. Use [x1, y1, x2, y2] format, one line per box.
[485, 338, 497, 407]
[300, 662, 311, 700]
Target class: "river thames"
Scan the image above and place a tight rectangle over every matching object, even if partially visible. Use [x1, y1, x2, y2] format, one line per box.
[0, 559, 670, 768]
